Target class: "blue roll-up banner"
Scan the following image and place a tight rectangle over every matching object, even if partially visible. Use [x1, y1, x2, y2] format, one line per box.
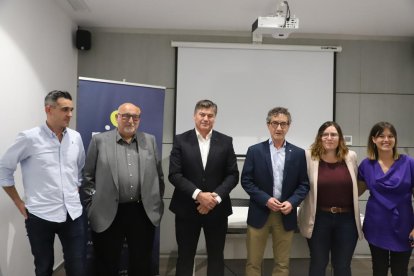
[77, 77, 165, 276]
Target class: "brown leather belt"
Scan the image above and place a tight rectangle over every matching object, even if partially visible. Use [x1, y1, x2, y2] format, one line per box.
[318, 206, 352, 214]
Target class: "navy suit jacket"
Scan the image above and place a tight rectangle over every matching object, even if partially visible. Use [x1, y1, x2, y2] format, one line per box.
[168, 129, 239, 220]
[241, 140, 309, 231]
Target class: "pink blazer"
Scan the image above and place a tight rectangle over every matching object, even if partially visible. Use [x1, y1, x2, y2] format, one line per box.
[297, 149, 363, 239]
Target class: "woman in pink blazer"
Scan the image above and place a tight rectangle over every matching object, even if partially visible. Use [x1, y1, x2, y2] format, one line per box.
[298, 121, 363, 276]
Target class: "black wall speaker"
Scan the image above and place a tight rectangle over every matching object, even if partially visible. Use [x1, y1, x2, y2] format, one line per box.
[76, 30, 91, 50]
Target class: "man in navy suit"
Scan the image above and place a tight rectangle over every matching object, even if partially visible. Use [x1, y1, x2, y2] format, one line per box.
[241, 107, 309, 276]
[169, 99, 239, 276]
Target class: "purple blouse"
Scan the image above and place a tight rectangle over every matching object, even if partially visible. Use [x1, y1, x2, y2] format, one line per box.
[358, 154, 414, 251]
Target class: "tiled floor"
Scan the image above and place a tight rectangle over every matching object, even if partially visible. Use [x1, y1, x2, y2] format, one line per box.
[53, 257, 414, 275]
[160, 257, 369, 275]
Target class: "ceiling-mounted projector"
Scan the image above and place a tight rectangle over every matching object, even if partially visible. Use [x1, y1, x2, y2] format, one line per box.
[252, 1, 299, 43]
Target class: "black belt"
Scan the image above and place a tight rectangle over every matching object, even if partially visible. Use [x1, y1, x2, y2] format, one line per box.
[119, 199, 142, 205]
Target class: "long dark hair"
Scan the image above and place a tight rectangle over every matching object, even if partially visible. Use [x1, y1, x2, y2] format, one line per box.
[367, 122, 399, 160]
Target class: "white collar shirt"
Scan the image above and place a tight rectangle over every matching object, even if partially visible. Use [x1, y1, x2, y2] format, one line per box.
[195, 129, 212, 169]
[192, 129, 222, 203]
[0, 124, 85, 222]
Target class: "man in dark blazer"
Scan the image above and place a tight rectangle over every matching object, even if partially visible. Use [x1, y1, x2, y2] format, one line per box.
[241, 107, 309, 276]
[169, 99, 239, 276]
[82, 103, 164, 276]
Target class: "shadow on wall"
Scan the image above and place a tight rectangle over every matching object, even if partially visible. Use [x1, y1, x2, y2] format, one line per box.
[0, 202, 33, 276]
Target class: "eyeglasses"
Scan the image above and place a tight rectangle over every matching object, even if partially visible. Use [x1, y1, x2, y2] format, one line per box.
[269, 121, 289, 129]
[322, 132, 339, 139]
[118, 113, 140, 121]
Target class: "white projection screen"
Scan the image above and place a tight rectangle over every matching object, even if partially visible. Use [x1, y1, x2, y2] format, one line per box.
[173, 42, 338, 156]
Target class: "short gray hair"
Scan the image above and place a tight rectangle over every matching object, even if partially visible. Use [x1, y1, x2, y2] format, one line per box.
[266, 107, 292, 124]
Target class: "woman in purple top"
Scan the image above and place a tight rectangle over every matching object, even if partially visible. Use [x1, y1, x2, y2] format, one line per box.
[358, 122, 414, 276]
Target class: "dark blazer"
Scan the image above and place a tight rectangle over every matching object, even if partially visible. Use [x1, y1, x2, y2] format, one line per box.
[82, 129, 164, 233]
[241, 140, 309, 231]
[168, 129, 239, 219]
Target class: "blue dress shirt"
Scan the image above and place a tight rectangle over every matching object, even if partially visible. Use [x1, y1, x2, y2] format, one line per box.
[269, 138, 286, 200]
[0, 124, 85, 222]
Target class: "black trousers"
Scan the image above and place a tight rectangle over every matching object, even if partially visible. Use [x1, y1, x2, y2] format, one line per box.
[175, 214, 228, 276]
[369, 243, 412, 276]
[92, 202, 155, 276]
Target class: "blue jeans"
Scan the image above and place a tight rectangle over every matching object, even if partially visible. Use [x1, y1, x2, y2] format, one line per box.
[25, 211, 87, 276]
[307, 211, 358, 276]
